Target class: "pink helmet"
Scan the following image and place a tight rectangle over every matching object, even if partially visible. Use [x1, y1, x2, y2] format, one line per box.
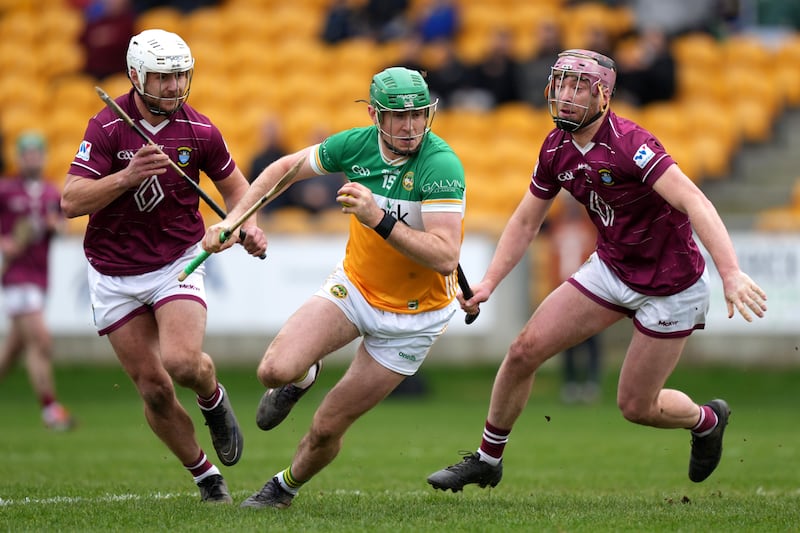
[551, 49, 617, 95]
[547, 49, 617, 132]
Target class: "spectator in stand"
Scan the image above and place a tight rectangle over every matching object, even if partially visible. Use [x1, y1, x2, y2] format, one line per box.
[79, 0, 136, 80]
[363, 0, 410, 42]
[416, 0, 460, 43]
[425, 39, 480, 109]
[320, 0, 362, 44]
[249, 116, 288, 184]
[394, 33, 427, 75]
[471, 29, 522, 108]
[629, 0, 717, 36]
[0, 132, 75, 431]
[254, 124, 344, 216]
[130, 0, 219, 14]
[615, 27, 677, 107]
[516, 18, 563, 108]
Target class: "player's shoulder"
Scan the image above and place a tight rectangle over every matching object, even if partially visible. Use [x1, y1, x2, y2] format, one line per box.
[605, 110, 653, 142]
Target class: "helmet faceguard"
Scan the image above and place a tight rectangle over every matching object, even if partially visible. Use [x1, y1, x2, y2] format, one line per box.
[126, 29, 195, 116]
[369, 67, 437, 156]
[546, 49, 616, 132]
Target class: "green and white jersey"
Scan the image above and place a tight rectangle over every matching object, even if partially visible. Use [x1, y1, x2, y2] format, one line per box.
[310, 126, 465, 313]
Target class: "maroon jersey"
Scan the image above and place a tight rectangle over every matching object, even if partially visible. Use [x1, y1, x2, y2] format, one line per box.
[0, 178, 60, 290]
[531, 110, 705, 296]
[69, 89, 236, 275]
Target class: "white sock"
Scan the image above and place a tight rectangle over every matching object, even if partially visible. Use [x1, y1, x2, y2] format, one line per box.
[294, 362, 319, 389]
[477, 449, 501, 466]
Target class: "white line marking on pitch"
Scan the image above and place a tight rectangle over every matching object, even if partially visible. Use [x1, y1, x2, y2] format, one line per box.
[0, 492, 191, 506]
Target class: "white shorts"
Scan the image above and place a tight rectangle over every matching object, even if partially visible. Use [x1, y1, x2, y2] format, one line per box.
[3, 284, 45, 317]
[88, 244, 207, 336]
[315, 264, 458, 376]
[570, 252, 710, 338]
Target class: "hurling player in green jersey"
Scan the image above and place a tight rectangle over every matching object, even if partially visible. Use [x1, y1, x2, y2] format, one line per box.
[202, 67, 467, 509]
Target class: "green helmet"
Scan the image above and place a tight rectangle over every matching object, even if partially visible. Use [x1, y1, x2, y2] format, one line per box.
[369, 67, 432, 111]
[369, 67, 437, 156]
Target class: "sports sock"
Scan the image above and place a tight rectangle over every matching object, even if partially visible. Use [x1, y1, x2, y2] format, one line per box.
[276, 467, 303, 495]
[40, 393, 56, 408]
[293, 363, 319, 389]
[691, 404, 719, 436]
[185, 451, 219, 483]
[197, 383, 222, 410]
[477, 420, 510, 466]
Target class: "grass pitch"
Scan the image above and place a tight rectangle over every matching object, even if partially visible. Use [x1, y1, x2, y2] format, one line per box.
[1, 360, 798, 532]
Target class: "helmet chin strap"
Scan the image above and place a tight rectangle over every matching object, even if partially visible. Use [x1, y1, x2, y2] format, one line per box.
[555, 109, 604, 133]
[141, 92, 185, 116]
[382, 137, 419, 157]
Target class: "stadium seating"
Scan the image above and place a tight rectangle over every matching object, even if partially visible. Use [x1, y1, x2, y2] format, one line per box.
[1, 0, 798, 237]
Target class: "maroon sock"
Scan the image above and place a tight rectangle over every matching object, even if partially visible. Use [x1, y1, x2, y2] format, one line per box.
[197, 383, 221, 409]
[479, 420, 511, 460]
[691, 404, 718, 434]
[184, 451, 213, 478]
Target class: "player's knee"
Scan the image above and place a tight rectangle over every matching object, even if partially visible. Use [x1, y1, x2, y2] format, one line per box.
[163, 351, 212, 387]
[138, 378, 176, 412]
[307, 419, 344, 450]
[507, 337, 544, 372]
[257, 356, 293, 388]
[617, 396, 651, 425]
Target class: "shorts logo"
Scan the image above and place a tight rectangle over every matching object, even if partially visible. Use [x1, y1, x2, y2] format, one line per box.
[329, 284, 348, 299]
[633, 143, 655, 169]
[407, 299, 419, 310]
[398, 351, 417, 361]
[76, 140, 92, 161]
[177, 147, 192, 167]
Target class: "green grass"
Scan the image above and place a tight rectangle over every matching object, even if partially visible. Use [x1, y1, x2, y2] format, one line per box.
[1, 361, 798, 532]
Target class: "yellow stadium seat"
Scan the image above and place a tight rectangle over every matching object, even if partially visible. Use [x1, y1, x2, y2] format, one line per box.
[39, 5, 85, 44]
[38, 39, 86, 79]
[259, 207, 315, 235]
[315, 207, 352, 234]
[134, 6, 183, 34]
[671, 32, 720, 70]
[640, 102, 689, 141]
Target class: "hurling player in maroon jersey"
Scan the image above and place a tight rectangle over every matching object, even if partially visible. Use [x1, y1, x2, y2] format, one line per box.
[428, 49, 767, 492]
[0, 131, 75, 431]
[62, 29, 267, 503]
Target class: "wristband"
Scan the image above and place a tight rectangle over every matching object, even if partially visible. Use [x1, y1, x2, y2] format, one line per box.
[373, 211, 397, 239]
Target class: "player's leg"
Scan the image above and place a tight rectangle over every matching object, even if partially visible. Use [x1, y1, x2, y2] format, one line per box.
[19, 310, 74, 429]
[619, 330, 729, 482]
[108, 312, 202, 464]
[428, 282, 624, 491]
[255, 296, 359, 430]
[242, 342, 405, 509]
[154, 297, 243, 468]
[0, 315, 24, 381]
[108, 311, 231, 502]
[617, 332, 694, 427]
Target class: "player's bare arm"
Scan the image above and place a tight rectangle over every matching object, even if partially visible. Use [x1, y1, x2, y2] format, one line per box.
[652, 165, 767, 321]
[203, 152, 311, 253]
[213, 167, 267, 257]
[61, 144, 169, 217]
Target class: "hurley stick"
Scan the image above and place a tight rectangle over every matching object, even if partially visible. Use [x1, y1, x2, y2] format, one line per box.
[177, 156, 304, 281]
[457, 264, 480, 324]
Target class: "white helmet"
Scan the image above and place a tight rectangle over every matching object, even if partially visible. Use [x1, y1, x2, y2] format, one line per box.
[126, 29, 194, 115]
